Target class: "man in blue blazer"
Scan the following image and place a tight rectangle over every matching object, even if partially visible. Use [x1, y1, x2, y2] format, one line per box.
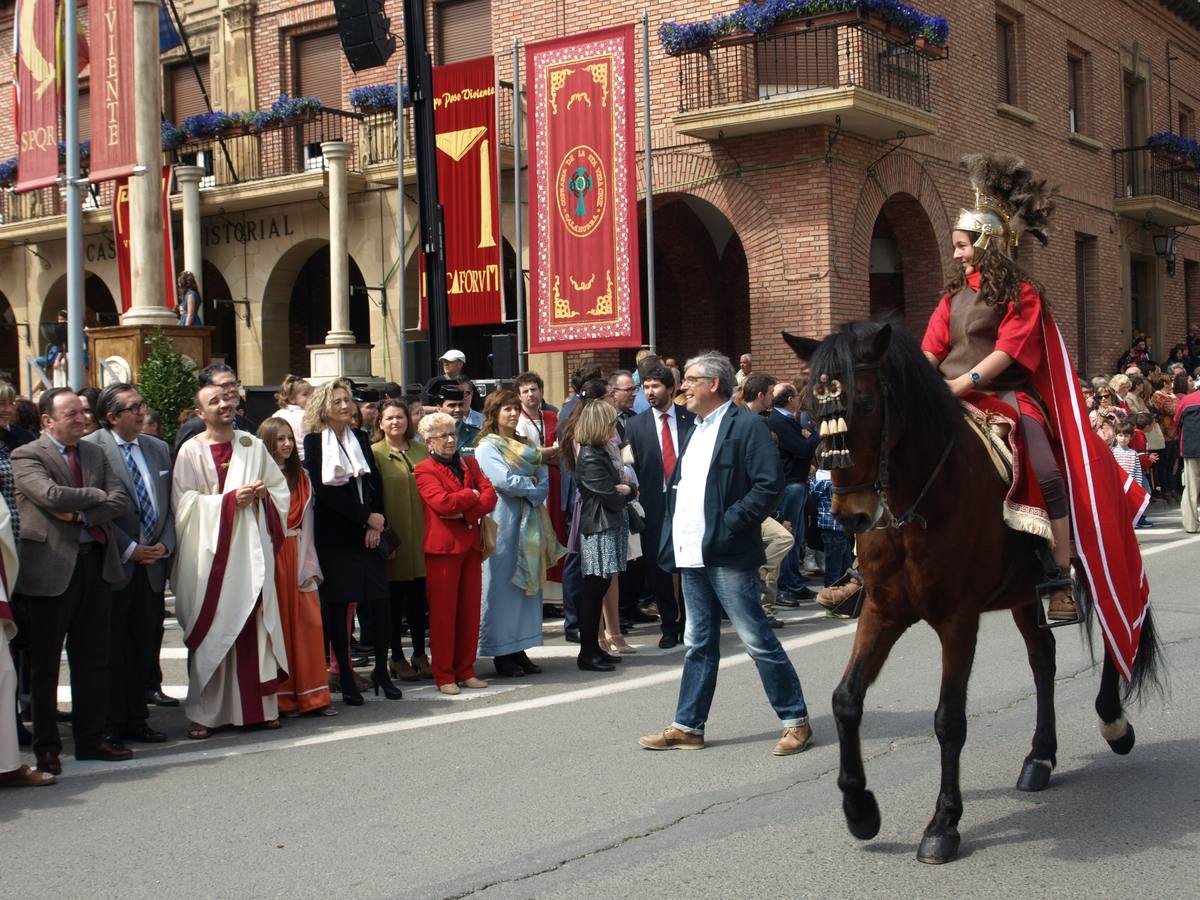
[639, 351, 812, 756]
[625, 364, 693, 648]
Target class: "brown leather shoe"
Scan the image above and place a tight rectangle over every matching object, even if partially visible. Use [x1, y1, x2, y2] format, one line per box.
[35, 750, 62, 775]
[817, 579, 862, 610]
[638, 726, 704, 751]
[0, 764, 56, 787]
[1047, 587, 1078, 621]
[773, 723, 813, 756]
[412, 655, 434, 679]
[389, 657, 420, 682]
[75, 740, 134, 762]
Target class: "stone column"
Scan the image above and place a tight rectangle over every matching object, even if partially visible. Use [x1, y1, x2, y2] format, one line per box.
[122, 0, 176, 327]
[174, 166, 205, 298]
[323, 141, 355, 345]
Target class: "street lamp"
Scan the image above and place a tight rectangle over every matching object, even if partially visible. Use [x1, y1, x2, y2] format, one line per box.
[1153, 230, 1178, 277]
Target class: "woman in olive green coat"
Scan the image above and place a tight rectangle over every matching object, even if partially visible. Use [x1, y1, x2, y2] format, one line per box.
[372, 399, 432, 680]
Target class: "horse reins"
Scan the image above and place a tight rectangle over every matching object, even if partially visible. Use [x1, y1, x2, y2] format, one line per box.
[829, 365, 956, 530]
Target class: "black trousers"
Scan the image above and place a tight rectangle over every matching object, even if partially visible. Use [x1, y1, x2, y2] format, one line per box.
[108, 567, 162, 731]
[644, 560, 683, 638]
[389, 578, 428, 660]
[29, 550, 112, 754]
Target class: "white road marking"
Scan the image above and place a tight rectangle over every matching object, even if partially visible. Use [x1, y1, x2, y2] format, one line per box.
[1139, 534, 1200, 557]
[54, 621, 859, 777]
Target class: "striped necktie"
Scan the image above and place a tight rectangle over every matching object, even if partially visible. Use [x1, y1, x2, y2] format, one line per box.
[121, 442, 157, 542]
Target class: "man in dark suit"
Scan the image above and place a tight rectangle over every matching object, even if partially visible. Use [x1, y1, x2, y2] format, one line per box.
[12, 388, 132, 775]
[85, 384, 177, 744]
[626, 364, 693, 648]
[767, 382, 821, 603]
[173, 364, 256, 454]
[639, 352, 812, 757]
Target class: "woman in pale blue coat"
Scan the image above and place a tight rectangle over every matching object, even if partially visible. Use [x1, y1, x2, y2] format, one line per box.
[475, 390, 564, 678]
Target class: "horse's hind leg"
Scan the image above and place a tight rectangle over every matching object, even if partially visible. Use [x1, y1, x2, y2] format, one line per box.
[833, 602, 912, 842]
[917, 617, 979, 865]
[1096, 649, 1135, 754]
[1012, 602, 1057, 791]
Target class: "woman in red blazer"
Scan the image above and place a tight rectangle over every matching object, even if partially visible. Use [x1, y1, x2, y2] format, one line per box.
[414, 412, 498, 693]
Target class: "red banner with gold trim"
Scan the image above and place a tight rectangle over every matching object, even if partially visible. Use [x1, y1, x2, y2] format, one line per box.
[419, 55, 502, 328]
[87, 0, 137, 183]
[112, 167, 177, 312]
[526, 25, 641, 353]
[14, 0, 61, 192]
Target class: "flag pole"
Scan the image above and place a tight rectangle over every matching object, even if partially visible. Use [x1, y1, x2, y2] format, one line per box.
[512, 39, 526, 371]
[396, 62, 407, 389]
[64, 0, 84, 389]
[642, 9, 656, 353]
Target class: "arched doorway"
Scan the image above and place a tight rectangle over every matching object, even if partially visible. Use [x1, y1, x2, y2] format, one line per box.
[40, 272, 120, 353]
[638, 194, 750, 366]
[0, 290, 18, 383]
[202, 260, 237, 370]
[286, 247, 368, 376]
[867, 192, 942, 334]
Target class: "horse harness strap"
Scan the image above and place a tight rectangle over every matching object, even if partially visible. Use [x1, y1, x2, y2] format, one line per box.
[830, 365, 955, 530]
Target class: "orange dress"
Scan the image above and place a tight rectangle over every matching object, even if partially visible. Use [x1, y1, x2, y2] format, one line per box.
[275, 472, 332, 714]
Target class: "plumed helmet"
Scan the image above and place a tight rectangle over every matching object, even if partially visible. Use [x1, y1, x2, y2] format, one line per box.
[954, 154, 1057, 259]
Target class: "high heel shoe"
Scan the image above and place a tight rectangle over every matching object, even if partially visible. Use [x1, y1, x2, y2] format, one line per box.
[389, 657, 420, 682]
[577, 654, 615, 672]
[605, 632, 636, 654]
[370, 669, 403, 700]
[339, 676, 364, 706]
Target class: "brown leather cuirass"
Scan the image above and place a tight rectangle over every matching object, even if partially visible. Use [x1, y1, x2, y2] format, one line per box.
[939, 286, 1029, 392]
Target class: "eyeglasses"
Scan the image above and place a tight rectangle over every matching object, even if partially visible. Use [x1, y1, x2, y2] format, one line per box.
[115, 401, 147, 415]
[427, 432, 456, 441]
[681, 375, 710, 386]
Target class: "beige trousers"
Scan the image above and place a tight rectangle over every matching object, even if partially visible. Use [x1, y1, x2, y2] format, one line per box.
[759, 517, 795, 614]
[1, 627, 19, 774]
[1183, 458, 1200, 533]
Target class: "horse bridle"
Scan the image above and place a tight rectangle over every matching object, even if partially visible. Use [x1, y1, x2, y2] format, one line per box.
[829, 364, 956, 530]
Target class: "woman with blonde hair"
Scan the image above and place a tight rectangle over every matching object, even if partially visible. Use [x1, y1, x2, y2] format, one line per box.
[273, 375, 313, 459]
[475, 390, 562, 678]
[257, 417, 335, 717]
[302, 379, 394, 705]
[414, 412, 497, 693]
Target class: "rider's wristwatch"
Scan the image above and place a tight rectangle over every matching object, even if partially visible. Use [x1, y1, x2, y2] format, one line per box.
[969, 370, 982, 386]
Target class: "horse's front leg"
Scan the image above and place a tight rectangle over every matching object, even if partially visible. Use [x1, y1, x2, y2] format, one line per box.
[918, 617, 979, 865]
[833, 600, 912, 841]
[1012, 601, 1057, 791]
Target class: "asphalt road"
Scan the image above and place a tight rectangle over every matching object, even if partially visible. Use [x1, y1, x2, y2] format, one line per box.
[4, 504, 1198, 899]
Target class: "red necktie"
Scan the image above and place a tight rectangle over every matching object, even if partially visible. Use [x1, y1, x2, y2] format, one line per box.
[66, 446, 107, 544]
[660, 412, 676, 482]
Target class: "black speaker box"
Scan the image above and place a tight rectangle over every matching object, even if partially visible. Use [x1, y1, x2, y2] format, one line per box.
[405, 339, 431, 393]
[334, 0, 397, 72]
[489, 333, 518, 380]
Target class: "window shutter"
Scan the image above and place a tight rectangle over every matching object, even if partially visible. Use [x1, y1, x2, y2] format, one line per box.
[297, 32, 344, 109]
[170, 61, 212, 122]
[436, 0, 492, 65]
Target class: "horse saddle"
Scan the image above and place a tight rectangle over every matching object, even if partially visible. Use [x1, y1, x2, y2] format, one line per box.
[962, 409, 1013, 486]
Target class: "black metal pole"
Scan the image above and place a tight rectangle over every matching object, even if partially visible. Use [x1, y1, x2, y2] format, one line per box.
[403, 0, 450, 374]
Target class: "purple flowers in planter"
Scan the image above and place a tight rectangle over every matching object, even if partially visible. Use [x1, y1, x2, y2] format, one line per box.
[270, 93, 323, 119]
[162, 120, 188, 149]
[1148, 132, 1200, 164]
[0, 157, 17, 186]
[349, 83, 410, 112]
[659, 0, 950, 56]
[182, 110, 235, 138]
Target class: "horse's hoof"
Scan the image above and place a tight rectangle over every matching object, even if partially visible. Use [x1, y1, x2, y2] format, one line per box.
[843, 790, 881, 840]
[1016, 758, 1053, 792]
[1108, 721, 1135, 755]
[917, 830, 961, 865]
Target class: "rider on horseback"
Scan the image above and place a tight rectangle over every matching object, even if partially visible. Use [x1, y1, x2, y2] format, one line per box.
[919, 155, 1076, 620]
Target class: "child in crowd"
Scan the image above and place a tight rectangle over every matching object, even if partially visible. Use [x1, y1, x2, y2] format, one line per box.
[810, 468, 860, 610]
[1111, 422, 1152, 529]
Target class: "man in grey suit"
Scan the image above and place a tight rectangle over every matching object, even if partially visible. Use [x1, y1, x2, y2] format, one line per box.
[13, 388, 130, 775]
[85, 383, 176, 745]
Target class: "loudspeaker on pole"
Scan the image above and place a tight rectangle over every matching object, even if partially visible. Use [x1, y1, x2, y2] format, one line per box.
[334, 0, 397, 71]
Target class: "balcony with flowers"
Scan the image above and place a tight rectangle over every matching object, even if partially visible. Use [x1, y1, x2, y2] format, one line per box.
[1112, 132, 1200, 227]
[664, 0, 948, 141]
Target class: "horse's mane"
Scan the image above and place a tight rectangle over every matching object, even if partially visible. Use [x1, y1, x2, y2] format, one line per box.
[808, 319, 961, 452]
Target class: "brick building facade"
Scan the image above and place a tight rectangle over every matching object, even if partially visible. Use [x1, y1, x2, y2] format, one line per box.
[1, 0, 1198, 397]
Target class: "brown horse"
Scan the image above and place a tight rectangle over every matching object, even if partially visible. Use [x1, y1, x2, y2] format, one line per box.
[784, 321, 1160, 865]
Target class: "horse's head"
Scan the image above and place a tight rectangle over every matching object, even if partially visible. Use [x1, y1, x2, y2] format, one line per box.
[783, 323, 894, 534]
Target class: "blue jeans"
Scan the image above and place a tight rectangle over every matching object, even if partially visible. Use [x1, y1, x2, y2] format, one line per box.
[775, 481, 809, 593]
[672, 566, 808, 734]
[821, 529, 854, 587]
[561, 551, 581, 633]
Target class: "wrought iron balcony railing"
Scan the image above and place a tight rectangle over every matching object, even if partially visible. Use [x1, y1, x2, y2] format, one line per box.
[676, 18, 934, 115]
[1112, 145, 1200, 212]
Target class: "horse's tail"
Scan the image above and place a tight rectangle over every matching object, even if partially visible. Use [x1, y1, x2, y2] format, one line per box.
[1125, 606, 1166, 704]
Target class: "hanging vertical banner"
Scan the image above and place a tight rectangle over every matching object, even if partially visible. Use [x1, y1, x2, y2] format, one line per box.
[87, 0, 137, 183]
[419, 55, 502, 329]
[111, 168, 178, 312]
[14, 0, 61, 192]
[526, 24, 641, 353]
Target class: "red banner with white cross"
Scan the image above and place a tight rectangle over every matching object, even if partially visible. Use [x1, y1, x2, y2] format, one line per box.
[526, 24, 642, 352]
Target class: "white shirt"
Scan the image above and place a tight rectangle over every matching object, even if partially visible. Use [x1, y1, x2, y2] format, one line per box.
[465, 408, 484, 429]
[114, 433, 159, 558]
[653, 404, 680, 484]
[672, 399, 732, 568]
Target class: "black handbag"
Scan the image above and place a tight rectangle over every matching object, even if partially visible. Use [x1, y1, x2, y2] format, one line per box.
[376, 526, 401, 560]
[625, 502, 646, 534]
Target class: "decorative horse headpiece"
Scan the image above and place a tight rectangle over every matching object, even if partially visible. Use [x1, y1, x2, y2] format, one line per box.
[813, 373, 851, 469]
[953, 153, 1056, 259]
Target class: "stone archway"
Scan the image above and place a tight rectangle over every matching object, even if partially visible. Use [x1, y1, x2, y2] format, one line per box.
[637, 193, 751, 365]
[40, 271, 120, 352]
[0, 289, 18, 382]
[202, 260, 237, 370]
[867, 192, 943, 336]
[285, 247, 368, 377]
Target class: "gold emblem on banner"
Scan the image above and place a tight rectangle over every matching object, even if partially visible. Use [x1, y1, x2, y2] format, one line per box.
[552, 276, 580, 320]
[587, 271, 613, 317]
[569, 273, 595, 292]
[556, 145, 607, 238]
[583, 63, 610, 107]
[19, 0, 55, 100]
[548, 68, 574, 115]
[567, 92, 592, 111]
